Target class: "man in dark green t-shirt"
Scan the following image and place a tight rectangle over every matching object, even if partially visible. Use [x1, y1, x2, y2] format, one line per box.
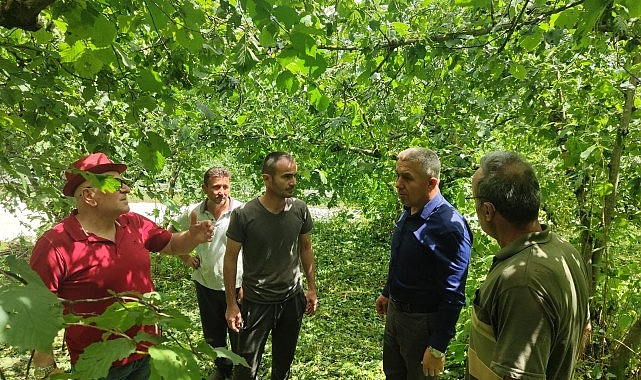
[467, 151, 591, 380]
[223, 151, 318, 380]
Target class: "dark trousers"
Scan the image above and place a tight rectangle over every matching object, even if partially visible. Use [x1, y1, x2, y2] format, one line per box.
[232, 291, 306, 380]
[71, 355, 151, 380]
[195, 281, 239, 375]
[383, 301, 439, 380]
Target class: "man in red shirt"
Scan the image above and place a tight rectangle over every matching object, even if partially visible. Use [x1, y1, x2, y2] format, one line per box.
[29, 152, 214, 379]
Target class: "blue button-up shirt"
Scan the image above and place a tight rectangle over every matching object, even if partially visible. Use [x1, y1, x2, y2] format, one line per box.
[382, 192, 473, 352]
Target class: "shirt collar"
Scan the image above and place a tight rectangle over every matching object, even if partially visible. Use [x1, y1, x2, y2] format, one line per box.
[493, 224, 551, 263]
[403, 192, 445, 220]
[200, 198, 235, 217]
[65, 210, 124, 241]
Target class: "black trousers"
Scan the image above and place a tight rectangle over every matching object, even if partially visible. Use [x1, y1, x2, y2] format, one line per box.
[194, 281, 239, 374]
[232, 291, 306, 380]
[383, 300, 439, 380]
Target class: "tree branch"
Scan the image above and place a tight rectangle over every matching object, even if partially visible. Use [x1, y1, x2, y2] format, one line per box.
[0, 0, 54, 31]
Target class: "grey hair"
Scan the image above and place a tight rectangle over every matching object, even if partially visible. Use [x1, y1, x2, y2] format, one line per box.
[477, 151, 540, 226]
[397, 148, 440, 179]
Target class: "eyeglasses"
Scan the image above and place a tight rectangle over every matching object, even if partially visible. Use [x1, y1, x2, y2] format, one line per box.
[465, 196, 484, 201]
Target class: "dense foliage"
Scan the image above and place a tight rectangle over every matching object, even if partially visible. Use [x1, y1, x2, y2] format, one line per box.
[0, 0, 640, 377]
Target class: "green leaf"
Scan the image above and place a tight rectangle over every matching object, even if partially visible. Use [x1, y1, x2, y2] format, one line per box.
[276, 70, 300, 95]
[31, 28, 54, 44]
[137, 144, 166, 174]
[174, 27, 204, 54]
[84, 301, 147, 332]
[350, 101, 363, 126]
[552, 8, 580, 29]
[135, 95, 158, 112]
[145, 0, 171, 29]
[74, 51, 104, 77]
[508, 62, 526, 80]
[137, 131, 170, 173]
[212, 347, 248, 367]
[308, 87, 331, 112]
[392, 22, 410, 38]
[580, 144, 598, 160]
[232, 34, 260, 74]
[134, 331, 163, 346]
[259, 27, 277, 46]
[6, 255, 48, 286]
[180, 2, 206, 28]
[595, 182, 614, 196]
[92, 15, 117, 47]
[520, 28, 543, 52]
[0, 257, 64, 351]
[81, 174, 125, 193]
[290, 31, 317, 58]
[137, 69, 164, 93]
[574, 0, 607, 40]
[368, 19, 381, 31]
[149, 345, 203, 379]
[59, 41, 86, 63]
[621, 0, 641, 17]
[74, 339, 136, 379]
[273, 6, 299, 29]
[300, 14, 314, 27]
[0, 113, 23, 133]
[157, 308, 192, 330]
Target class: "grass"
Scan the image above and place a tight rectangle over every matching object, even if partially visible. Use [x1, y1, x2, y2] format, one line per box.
[1, 212, 472, 379]
[154, 213, 392, 379]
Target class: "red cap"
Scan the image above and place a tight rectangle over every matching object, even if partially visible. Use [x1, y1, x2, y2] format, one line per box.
[62, 152, 127, 196]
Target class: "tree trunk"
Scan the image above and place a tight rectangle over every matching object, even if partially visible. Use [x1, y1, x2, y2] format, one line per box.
[610, 316, 641, 378]
[607, 51, 641, 376]
[0, 0, 55, 31]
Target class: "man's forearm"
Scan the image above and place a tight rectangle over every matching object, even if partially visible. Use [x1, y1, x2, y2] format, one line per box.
[300, 246, 316, 292]
[223, 255, 238, 304]
[223, 239, 242, 304]
[167, 231, 200, 255]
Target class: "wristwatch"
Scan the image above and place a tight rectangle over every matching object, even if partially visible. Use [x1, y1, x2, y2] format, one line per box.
[428, 346, 445, 358]
[34, 363, 57, 378]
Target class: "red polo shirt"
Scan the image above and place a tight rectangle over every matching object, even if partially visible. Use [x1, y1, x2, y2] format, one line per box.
[29, 211, 172, 365]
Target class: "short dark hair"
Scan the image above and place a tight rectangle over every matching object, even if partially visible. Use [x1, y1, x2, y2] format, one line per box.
[477, 151, 540, 226]
[203, 166, 230, 185]
[262, 152, 295, 175]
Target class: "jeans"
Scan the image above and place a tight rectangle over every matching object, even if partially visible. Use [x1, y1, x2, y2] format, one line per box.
[383, 301, 439, 380]
[233, 291, 306, 380]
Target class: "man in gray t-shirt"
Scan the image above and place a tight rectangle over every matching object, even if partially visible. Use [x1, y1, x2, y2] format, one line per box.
[223, 151, 318, 380]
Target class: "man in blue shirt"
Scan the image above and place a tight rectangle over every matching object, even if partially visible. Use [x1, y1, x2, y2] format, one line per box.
[376, 147, 472, 379]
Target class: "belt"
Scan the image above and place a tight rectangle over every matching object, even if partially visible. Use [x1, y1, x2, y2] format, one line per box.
[390, 297, 437, 314]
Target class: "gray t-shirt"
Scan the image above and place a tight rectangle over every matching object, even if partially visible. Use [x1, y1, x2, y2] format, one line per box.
[226, 197, 313, 303]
